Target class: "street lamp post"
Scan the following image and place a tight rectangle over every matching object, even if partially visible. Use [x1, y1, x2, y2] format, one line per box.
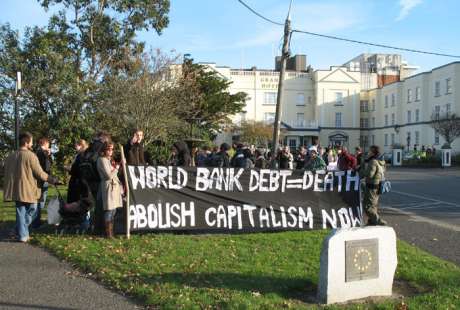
[15, 71, 21, 150]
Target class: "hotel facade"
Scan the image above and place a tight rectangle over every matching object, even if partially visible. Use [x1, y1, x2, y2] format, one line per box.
[207, 53, 460, 154]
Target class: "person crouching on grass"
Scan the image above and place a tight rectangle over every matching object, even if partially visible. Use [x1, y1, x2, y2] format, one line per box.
[96, 142, 123, 238]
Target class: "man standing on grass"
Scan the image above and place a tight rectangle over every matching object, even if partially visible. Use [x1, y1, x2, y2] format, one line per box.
[31, 137, 52, 229]
[4, 132, 58, 242]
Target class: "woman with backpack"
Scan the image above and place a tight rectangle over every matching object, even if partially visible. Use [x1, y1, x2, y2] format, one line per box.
[97, 142, 123, 238]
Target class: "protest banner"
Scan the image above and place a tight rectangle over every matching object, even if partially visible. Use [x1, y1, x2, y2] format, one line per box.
[126, 166, 362, 233]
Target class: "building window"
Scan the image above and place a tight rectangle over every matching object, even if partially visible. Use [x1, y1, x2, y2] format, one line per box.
[371, 135, 375, 145]
[384, 115, 388, 126]
[407, 132, 411, 146]
[384, 134, 388, 146]
[289, 138, 297, 149]
[264, 112, 275, 123]
[415, 109, 420, 122]
[371, 99, 376, 111]
[415, 87, 421, 101]
[415, 131, 420, 145]
[296, 93, 305, 106]
[334, 92, 343, 106]
[360, 118, 369, 128]
[264, 92, 277, 105]
[446, 103, 451, 116]
[434, 131, 439, 145]
[435, 81, 441, 97]
[407, 89, 412, 103]
[434, 105, 440, 120]
[385, 95, 389, 108]
[391, 133, 395, 145]
[371, 117, 375, 128]
[360, 100, 369, 112]
[391, 113, 395, 125]
[391, 93, 396, 106]
[407, 110, 412, 123]
[446, 78, 452, 94]
[335, 112, 342, 128]
[296, 113, 304, 126]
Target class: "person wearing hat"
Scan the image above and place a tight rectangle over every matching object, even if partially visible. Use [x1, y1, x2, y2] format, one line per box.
[304, 147, 326, 172]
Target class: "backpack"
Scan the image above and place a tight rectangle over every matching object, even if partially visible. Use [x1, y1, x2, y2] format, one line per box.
[78, 151, 100, 184]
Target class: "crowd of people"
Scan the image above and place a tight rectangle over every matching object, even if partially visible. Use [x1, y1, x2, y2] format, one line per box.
[3, 128, 388, 241]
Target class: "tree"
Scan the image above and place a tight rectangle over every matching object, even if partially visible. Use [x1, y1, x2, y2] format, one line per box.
[235, 121, 273, 147]
[177, 60, 247, 139]
[97, 50, 184, 145]
[431, 112, 460, 148]
[0, 0, 170, 164]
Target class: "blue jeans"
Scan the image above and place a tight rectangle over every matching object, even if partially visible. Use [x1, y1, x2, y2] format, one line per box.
[104, 209, 117, 222]
[15, 202, 38, 241]
[32, 183, 48, 228]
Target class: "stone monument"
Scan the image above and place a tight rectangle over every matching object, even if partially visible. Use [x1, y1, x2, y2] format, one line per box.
[317, 226, 397, 304]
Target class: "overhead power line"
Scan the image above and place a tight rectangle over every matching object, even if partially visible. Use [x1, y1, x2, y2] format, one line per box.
[292, 30, 460, 59]
[237, 0, 284, 26]
[237, 0, 460, 59]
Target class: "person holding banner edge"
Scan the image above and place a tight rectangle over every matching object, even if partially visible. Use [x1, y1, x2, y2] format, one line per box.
[97, 141, 124, 238]
[362, 145, 387, 226]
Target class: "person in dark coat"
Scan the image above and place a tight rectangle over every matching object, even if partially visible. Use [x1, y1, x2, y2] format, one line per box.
[169, 141, 192, 167]
[208, 143, 231, 167]
[32, 137, 52, 228]
[254, 149, 267, 169]
[67, 139, 88, 203]
[123, 128, 147, 166]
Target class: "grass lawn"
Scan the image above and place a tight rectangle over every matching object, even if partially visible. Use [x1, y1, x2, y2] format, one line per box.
[1, 190, 460, 309]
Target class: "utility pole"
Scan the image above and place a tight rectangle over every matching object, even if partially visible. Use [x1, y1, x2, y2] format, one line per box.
[15, 71, 21, 150]
[270, 0, 292, 167]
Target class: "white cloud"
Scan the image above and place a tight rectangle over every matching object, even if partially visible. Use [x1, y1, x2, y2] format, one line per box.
[396, 0, 423, 21]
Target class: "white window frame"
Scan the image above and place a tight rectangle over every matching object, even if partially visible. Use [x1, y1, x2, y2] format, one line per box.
[391, 113, 395, 126]
[264, 92, 277, 105]
[407, 110, 412, 123]
[334, 92, 343, 106]
[296, 93, 305, 106]
[335, 112, 342, 128]
[446, 78, 452, 94]
[435, 81, 441, 97]
[391, 93, 396, 106]
[385, 95, 389, 108]
[415, 87, 421, 101]
[407, 89, 412, 103]
[384, 134, 388, 146]
[384, 115, 388, 126]
[415, 109, 420, 122]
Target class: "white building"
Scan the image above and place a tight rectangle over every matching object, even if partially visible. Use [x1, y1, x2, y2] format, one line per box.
[203, 54, 460, 154]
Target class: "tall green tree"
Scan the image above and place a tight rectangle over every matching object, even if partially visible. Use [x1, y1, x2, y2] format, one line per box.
[177, 59, 247, 140]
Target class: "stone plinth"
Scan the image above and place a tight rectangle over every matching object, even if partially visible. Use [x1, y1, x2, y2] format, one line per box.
[317, 226, 397, 304]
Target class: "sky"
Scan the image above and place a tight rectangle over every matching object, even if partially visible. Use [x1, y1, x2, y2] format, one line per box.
[1, 0, 459, 73]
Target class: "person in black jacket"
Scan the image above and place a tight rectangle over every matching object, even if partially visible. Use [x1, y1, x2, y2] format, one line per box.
[32, 137, 52, 228]
[123, 128, 148, 166]
[169, 141, 192, 167]
[67, 139, 89, 203]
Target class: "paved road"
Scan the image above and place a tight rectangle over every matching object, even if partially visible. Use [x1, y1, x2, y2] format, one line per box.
[380, 167, 460, 265]
[0, 231, 140, 310]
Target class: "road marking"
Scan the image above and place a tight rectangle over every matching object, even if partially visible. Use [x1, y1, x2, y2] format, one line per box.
[382, 207, 460, 232]
[390, 190, 460, 208]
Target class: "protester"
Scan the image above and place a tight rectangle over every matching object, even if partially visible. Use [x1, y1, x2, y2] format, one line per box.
[169, 141, 192, 167]
[362, 145, 387, 226]
[67, 139, 89, 203]
[80, 131, 111, 233]
[304, 147, 326, 172]
[123, 128, 147, 166]
[196, 146, 212, 167]
[326, 149, 338, 171]
[97, 142, 123, 238]
[208, 143, 231, 167]
[4, 132, 58, 242]
[254, 149, 267, 169]
[231, 143, 254, 168]
[337, 146, 357, 171]
[32, 137, 52, 228]
[294, 146, 308, 169]
[355, 146, 365, 177]
[277, 146, 293, 169]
